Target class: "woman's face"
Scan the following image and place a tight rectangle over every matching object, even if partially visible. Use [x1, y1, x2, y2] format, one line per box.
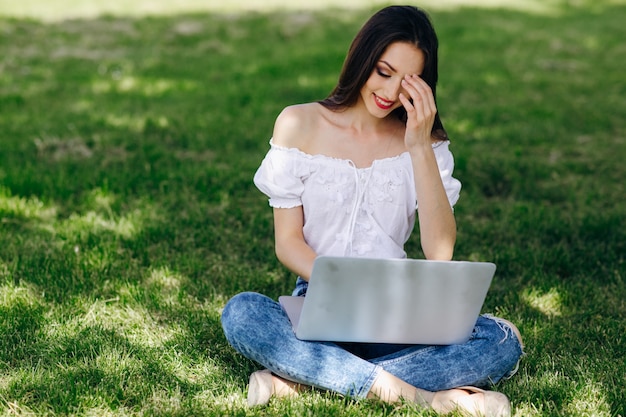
[360, 42, 425, 118]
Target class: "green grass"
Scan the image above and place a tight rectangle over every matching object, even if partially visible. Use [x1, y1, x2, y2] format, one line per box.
[1, 1, 625, 416]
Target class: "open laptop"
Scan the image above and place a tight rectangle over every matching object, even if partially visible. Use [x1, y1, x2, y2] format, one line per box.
[279, 256, 496, 345]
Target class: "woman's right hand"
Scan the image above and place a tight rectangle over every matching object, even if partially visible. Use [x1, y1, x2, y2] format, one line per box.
[398, 74, 437, 152]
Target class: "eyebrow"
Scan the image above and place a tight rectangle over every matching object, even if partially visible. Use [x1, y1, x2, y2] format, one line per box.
[379, 60, 397, 73]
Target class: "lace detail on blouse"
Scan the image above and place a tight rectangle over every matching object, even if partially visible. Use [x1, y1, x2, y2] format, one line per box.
[253, 139, 461, 258]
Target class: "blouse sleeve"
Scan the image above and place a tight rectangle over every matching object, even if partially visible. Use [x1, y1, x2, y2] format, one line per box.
[253, 144, 305, 208]
[433, 141, 462, 207]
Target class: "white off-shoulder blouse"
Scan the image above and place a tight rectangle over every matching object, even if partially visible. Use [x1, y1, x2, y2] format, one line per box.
[253, 139, 462, 259]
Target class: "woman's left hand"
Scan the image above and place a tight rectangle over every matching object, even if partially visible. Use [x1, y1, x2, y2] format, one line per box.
[398, 74, 437, 151]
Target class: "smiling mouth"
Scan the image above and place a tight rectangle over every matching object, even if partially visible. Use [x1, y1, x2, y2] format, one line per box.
[374, 94, 394, 110]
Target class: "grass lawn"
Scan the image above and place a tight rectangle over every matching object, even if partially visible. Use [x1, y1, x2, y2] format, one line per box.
[1, 0, 625, 416]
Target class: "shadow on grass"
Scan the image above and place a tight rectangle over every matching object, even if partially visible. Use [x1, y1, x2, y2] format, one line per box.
[1, 2, 625, 416]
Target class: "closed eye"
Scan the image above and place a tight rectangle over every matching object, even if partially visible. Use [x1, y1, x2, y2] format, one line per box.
[376, 67, 391, 78]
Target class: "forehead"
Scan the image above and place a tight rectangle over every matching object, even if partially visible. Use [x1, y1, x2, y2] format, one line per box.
[379, 42, 425, 75]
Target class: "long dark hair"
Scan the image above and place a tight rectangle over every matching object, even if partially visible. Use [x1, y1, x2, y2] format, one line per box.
[319, 6, 448, 140]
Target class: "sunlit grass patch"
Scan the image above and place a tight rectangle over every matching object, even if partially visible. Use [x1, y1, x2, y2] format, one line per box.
[79, 298, 184, 348]
[0, 281, 43, 309]
[522, 287, 562, 317]
[91, 76, 199, 97]
[0, 186, 57, 222]
[0, 283, 46, 372]
[145, 267, 183, 297]
[61, 210, 142, 241]
[53, 190, 160, 244]
[98, 113, 155, 133]
[564, 379, 613, 417]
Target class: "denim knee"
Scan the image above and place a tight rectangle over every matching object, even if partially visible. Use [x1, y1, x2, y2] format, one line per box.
[221, 292, 262, 348]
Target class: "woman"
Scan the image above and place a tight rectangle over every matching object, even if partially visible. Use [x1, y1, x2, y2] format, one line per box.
[221, 5, 524, 416]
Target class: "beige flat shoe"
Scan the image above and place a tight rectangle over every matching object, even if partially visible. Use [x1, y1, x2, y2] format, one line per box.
[247, 369, 302, 407]
[431, 386, 511, 417]
[247, 370, 273, 407]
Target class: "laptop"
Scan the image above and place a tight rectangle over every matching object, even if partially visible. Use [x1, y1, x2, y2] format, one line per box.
[279, 256, 496, 345]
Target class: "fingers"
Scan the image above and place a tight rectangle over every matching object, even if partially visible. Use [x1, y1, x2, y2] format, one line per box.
[400, 74, 436, 122]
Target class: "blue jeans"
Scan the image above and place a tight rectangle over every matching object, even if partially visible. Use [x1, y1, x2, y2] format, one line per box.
[221, 289, 523, 398]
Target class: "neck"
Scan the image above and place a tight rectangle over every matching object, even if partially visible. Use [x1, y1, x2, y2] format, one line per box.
[342, 100, 396, 135]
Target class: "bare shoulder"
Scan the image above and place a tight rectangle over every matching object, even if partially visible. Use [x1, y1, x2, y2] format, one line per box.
[272, 103, 323, 151]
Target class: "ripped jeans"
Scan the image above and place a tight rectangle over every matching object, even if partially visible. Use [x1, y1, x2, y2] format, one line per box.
[221, 289, 524, 398]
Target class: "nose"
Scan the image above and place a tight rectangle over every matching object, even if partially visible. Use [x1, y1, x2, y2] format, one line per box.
[384, 78, 403, 101]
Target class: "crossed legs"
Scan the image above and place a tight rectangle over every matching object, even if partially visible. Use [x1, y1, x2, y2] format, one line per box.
[222, 292, 524, 416]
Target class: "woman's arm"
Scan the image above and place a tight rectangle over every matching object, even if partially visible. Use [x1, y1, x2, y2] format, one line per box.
[267, 104, 320, 279]
[408, 146, 457, 260]
[399, 74, 456, 260]
[273, 206, 317, 281]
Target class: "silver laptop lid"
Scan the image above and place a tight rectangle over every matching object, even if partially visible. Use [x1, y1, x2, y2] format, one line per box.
[294, 256, 496, 344]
